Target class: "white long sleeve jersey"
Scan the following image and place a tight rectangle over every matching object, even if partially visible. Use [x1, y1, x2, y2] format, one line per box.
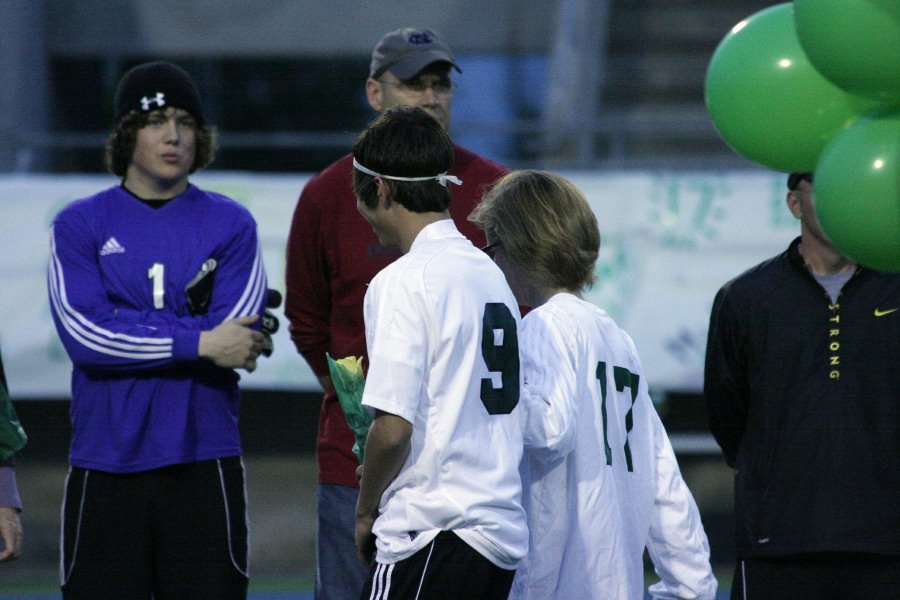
[511, 293, 717, 600]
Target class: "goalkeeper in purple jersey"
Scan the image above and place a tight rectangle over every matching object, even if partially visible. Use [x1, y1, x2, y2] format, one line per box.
[48, 61, 268, 599]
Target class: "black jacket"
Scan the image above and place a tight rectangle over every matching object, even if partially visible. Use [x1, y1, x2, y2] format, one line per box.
[704, 237, 900, 557]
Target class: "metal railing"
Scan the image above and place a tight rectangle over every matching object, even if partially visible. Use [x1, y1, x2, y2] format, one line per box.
[4, 112, 749, 173]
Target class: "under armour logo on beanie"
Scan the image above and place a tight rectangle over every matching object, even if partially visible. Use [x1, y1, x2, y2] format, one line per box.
[114, 61, 204, 125]
[140, 92, 166, 111]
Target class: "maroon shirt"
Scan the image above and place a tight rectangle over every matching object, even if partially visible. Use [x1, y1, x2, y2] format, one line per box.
[285, 145, 507, 486]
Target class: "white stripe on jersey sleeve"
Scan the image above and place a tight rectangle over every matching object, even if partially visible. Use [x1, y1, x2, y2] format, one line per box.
[48, 230, 174, 359]
[224, 240, 267, 321]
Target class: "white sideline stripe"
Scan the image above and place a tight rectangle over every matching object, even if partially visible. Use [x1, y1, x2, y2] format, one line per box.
[668, 433, 721, 455]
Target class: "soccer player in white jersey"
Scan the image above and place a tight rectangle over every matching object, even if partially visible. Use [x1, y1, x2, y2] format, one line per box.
[351, 106, 527, 600]
[470, 171, 718, 600]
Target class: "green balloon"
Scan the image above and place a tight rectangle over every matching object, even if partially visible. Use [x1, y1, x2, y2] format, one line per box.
[795, 0, 900, 103]
[705, 3, 879, 172]
[815, 107, 900, 272]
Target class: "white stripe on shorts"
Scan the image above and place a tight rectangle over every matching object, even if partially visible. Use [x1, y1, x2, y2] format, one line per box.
[369, 562, 395, 600]
[413, 540, 437, 599]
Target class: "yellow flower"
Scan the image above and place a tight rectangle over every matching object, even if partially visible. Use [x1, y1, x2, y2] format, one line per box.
[326, 353, 371, 462]
[335, 355, 364, 378]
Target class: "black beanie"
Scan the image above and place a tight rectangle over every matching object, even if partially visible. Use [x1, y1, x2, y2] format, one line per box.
[113, 61, 204, 125]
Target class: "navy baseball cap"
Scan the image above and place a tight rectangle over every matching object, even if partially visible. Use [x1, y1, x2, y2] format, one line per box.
[787, 172, 813, 190]
[369, 28, 461, 80]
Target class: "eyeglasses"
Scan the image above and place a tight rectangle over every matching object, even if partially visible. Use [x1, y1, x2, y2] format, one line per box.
[379, 77, 454, 97]
[481, 240, 502, 257]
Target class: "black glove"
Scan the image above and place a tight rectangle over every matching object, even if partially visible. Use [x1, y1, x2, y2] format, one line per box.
[185, 258, 218, 315]
[260, 289, 282, 358]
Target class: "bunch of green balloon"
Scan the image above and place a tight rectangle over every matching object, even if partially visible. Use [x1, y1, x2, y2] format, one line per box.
[794, 0, 900, 103]
[705, 0, 900, 271]
[704, 3, 879, 172]
[815, 108, 900, 272]
[792, 0, 900, 271]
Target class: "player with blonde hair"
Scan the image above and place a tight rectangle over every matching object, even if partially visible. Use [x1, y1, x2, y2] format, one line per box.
[471, 170, 717, 599]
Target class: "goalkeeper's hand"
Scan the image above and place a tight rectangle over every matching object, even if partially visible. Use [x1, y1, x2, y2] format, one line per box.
[260, 289, 282, 358]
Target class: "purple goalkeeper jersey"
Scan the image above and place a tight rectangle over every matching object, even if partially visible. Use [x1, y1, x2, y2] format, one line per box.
[48, 184, 267, 473]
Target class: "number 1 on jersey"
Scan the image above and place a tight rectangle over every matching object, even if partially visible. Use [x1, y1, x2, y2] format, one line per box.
[148, 263, 165, 309]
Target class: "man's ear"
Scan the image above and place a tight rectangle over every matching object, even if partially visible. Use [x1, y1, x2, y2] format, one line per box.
[786, 190, 802, 220]
[366, 78, 383, 112]
[375, 177, 392, 208]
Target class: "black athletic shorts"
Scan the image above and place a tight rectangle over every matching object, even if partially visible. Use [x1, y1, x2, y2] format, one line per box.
[361, 530, 515, 600]
[60, 456, 249, 600]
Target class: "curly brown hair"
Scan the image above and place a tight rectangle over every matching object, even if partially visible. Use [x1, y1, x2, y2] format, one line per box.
[104, 110, 217, 177]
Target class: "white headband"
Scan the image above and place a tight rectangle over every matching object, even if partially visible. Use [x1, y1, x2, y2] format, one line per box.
[353, 158, 462, 188]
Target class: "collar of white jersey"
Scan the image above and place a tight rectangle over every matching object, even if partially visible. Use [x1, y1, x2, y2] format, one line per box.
[409, 219, 461, 251]
[353, 158, 462, 188]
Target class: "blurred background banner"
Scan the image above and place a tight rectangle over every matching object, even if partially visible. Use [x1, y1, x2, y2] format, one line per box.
[0, 170, 794, 398]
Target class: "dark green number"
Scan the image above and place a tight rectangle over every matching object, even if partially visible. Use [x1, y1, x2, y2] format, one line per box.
[480, 303, 520, 415]
[596, 360, 639, 472]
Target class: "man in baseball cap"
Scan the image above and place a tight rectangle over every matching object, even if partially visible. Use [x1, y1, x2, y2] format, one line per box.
[369, 27, 461, 80]
[285, 27, 509, 600]
[366, 27, 461, 131]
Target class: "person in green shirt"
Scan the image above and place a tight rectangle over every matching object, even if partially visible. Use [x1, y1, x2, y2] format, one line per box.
[0, 346, 25, 561]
